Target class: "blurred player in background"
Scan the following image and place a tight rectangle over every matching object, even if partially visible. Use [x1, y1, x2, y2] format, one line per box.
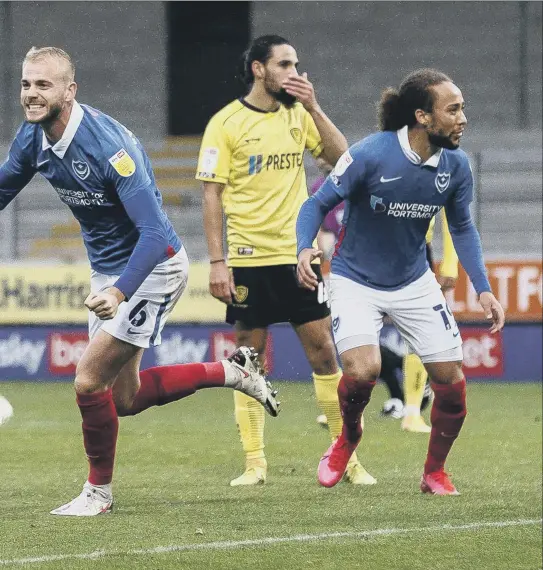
[197, 35, 375, 487]
[297, 68, 505, 495]
[0, 47, 279, 516]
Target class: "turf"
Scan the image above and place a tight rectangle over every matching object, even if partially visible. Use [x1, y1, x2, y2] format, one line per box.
[0, 381, 541, 569]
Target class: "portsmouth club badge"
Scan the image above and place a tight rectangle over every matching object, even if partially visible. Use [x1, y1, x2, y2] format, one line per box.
[72, 160, 90, 180]
[435, 171, 451, 193]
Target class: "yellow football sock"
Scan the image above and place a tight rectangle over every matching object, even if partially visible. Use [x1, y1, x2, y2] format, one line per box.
[313, 371, 343, 439]
[403, 353, 428, 416]
[313, 371, 362, 466]
[233, 390, 265, 466]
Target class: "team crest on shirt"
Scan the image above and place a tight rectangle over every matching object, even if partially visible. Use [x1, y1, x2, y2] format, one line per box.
[108, 148, 136, 177]
[72, 160, 90, 180]
[290, 128, 302, 144]
[435, 171, 451, 193]
[235, 285, 249, 303]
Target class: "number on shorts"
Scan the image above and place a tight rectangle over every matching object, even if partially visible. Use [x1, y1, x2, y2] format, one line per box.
[129, 300, 149, 328]
[317, 281, 329, 306]
[433, 303, 452, 330]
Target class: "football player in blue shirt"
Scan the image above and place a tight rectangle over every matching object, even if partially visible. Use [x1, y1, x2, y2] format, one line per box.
[297, 69, 505, 495]
[0, 47, 279, 516]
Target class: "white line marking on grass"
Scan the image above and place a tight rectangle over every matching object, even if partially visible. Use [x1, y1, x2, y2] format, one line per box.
[0, 518, 540, 566]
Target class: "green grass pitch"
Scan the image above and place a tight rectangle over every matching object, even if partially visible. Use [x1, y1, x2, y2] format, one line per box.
[0, 381, 541, 569]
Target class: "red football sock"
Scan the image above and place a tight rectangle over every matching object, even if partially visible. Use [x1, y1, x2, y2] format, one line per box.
[77, 389, 118, 486]
[337, 375, 376, 443]
[424, 378, 467, 474]
[118, 362, 225, 417]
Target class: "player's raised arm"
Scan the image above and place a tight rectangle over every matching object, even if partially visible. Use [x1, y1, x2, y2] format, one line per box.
[445, 159, 505, 332]
[283, 72, 348, 166]
[0, 129, 36, 210]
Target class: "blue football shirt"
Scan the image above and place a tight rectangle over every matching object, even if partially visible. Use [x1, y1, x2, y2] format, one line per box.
[297, 126, 490, 295]
[0, 101, 182, 299]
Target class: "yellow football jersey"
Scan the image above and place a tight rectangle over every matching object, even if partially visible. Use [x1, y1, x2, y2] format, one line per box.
[196, 99, 323, 266]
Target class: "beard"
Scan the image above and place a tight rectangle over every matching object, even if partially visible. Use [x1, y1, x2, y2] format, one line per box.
[273, 88, 297, 108]
[427, 129, 459, 150]
[264, 78, 297, 108]
[24, 100, 63, 124]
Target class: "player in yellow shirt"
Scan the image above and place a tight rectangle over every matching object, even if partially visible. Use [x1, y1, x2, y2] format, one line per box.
[197, 35, 375, 487]
[401, 211, 459, 433]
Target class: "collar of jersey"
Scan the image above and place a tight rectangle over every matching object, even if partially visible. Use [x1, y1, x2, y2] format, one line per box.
[397, 125, 442, 168]
[239, 97, 280, 114]
[41, 100, 84, 159]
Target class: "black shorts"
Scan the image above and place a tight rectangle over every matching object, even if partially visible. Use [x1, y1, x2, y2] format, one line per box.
[226, 264, 331, 328]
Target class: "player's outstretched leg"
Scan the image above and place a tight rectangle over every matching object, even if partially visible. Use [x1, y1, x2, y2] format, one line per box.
[116, 346, 280, 418]
[421, 362, 466, 496]
[318, 371, 377, 488]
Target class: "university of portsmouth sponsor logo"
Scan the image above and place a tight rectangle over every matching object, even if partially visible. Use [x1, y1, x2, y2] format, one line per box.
[386, 203, 441, 219]
[53, 187, 106, 207]
[435, 171, 451, 193]
[72, 160, 90, 180]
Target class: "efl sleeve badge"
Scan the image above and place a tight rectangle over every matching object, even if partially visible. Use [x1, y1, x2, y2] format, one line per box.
[108, 148, 136, 177]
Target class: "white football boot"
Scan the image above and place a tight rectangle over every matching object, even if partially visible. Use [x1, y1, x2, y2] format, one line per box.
[223, 346, 280, 417]
[50, 481, 113, 516]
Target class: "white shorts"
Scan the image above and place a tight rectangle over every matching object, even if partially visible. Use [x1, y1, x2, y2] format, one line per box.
[330, 269, 463, 363]
[88, 247, 189, 348]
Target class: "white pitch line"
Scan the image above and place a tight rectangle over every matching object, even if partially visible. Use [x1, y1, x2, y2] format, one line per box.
[0, 518, 540, 567]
